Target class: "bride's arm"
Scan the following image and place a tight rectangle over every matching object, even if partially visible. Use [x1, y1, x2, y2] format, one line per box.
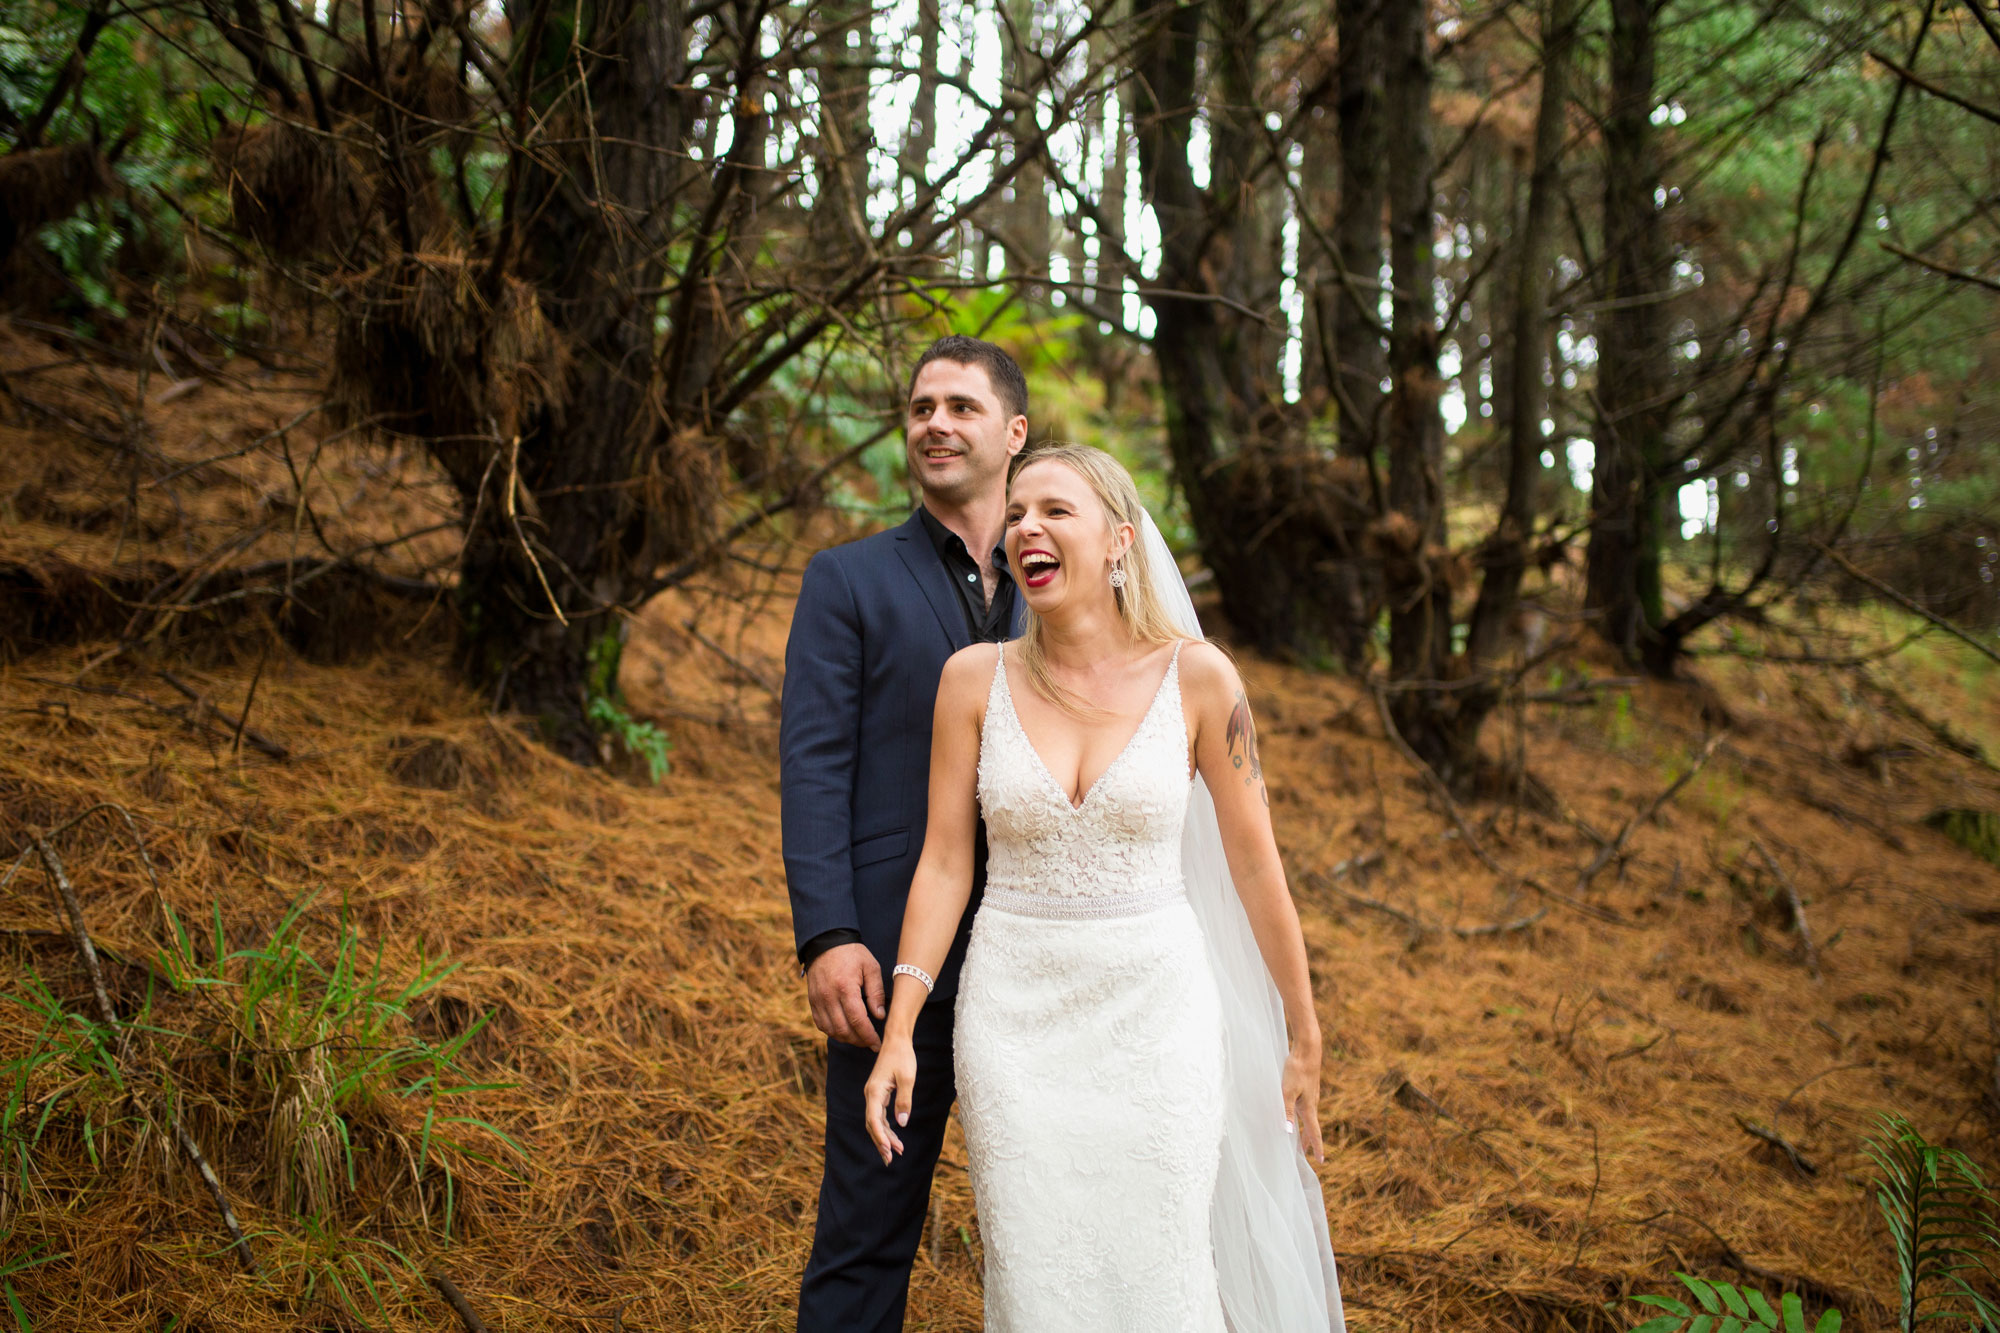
[1181, 641, 1326, 1162]
[863, 644, 988, 1164]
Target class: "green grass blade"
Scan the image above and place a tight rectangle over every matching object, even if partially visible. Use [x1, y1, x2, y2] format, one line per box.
[440, 1115, 527, 1160]
[415, 1102, 436, 1181]
[0, 1249, 64, 1283]
[349, 1253, 384, 1311]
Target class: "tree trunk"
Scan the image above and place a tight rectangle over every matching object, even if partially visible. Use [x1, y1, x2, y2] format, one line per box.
[1377, 0, 1475, 785]
[898, 0, 940, 195]
[459, 0, 690, 762]
[1464, 0, 1577, 667]
[1132, 0, 1377, 666]
[1333, 0, 1388, 459]
[809, 0, 875, 266]
[1298, 108, 1338, 411]
[1586, 0, 1671, 667]
[1089, 26, 1134, 408]
[1003, 0, 1050, 294]
[1210, 0, 1282, 413]
[1485, 138, 1528, 442]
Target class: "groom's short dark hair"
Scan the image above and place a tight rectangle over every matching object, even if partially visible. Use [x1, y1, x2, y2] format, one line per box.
[908, 336, 1028, 423]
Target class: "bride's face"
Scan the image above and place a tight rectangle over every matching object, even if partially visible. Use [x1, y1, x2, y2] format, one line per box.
[1004, 460, 1134, 615]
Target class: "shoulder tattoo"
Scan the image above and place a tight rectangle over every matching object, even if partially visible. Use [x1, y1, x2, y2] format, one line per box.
[1224, 689, 1268, 806]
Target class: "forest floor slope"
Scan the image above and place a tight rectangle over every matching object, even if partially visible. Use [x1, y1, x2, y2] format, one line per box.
[2, 328, 1997, 1330]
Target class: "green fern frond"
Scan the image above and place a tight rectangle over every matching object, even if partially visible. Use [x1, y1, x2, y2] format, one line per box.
[1621, 1275, 1822, 1333]
[1866, 1113, 2000, 1332]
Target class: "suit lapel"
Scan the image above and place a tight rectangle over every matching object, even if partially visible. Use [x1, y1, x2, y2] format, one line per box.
[893, 511, 972, 654]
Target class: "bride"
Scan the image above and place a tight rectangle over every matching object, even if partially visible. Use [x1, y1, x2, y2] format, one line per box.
[863, 443, 1345, 1331]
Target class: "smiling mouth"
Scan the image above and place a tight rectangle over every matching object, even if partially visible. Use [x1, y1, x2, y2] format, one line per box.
[921, 446, 960, 461]
[1019, 551, 1060, 587]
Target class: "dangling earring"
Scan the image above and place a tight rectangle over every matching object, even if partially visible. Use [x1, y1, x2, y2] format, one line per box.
[1108, 563, 1128, 590]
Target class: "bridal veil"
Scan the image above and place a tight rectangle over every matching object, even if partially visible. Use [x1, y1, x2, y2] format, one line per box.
[1139, 509, 1347, 1333]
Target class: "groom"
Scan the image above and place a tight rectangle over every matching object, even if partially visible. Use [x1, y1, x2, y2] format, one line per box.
[781, 335, 1029, 1331]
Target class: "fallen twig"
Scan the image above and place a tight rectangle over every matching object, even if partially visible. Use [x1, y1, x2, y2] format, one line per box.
[175, 1116, 261, 1273]
[29, 831, 127, 1058]
[26, 677, 279, 761]
[1453, 906, 1550, 938]
[156, 671, 291, 759]
[1566, 1126, 1602, 1274]
[230, 640, 272, 757]
[1312, 852, 1546, 940]
[1773, 1061, 1873, 1118]
[682, 620, 780, 697]
[1735, 1114, 1818, 1178]
[1370, 686, 1504, 874]
[1378, 1069, 1518, 1178]
[1605, 1033, 1666, 1064]
[1576, 732, 1724, 896]
[1750, 835, 1822, 980]
[430, 1270, 493, 1333]
[7, 804, 182, 968]
[26, 830, 259, 1274]
[1328, 886, 1431, 937]
[1325, 850, 1385, 880]
[1640, 1211, 1853, 1313]
[1381, 1068, 1450, 1118]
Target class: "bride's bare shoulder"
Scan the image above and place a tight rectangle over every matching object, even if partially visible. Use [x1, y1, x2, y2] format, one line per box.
[938, 641, 1003, 703]
[1175, 639, 1242, 701]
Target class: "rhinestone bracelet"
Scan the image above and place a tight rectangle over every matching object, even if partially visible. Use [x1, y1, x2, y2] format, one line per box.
[891, 962, 935, 996]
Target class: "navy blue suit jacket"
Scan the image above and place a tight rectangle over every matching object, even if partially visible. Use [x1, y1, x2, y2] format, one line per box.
[780, 510, 1024, 999]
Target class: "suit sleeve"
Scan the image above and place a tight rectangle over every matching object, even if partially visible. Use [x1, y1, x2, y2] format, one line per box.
[780, 549, 865, 955]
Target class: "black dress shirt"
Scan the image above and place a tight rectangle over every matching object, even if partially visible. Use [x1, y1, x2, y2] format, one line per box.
[797, 509, 1015, 972]
[916, 506, 1016, 644]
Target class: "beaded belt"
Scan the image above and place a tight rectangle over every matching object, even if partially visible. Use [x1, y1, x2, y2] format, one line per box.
[980, 881, 1186, 921]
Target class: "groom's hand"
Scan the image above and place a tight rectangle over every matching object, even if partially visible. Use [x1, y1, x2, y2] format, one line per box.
[806, 943, 886, 1051]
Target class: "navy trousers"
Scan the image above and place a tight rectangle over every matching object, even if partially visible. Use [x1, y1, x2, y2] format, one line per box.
[797, 1002, 958, 1333]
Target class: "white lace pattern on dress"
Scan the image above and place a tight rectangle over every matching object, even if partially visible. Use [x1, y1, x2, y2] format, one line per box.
[954, 642, 1228, 1333]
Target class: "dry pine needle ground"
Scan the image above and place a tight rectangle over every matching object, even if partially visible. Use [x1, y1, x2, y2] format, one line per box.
[2, 328, 1999, 1330]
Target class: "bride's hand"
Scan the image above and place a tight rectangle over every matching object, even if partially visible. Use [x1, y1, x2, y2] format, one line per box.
[1282, 1046, 1324, 1163]
[863, 1037, 917, 1165]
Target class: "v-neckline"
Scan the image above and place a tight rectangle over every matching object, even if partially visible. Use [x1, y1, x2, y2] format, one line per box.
[999, 643, 1179, 814]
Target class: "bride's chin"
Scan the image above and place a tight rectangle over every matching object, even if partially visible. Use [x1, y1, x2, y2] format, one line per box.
[1023, 586, 1068, 618]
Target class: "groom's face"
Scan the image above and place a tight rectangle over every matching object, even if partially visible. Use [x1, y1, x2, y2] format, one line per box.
[905, 360, 1027, 506]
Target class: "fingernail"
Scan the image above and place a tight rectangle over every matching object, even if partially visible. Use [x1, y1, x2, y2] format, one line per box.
[897, 1111, 908, 1126]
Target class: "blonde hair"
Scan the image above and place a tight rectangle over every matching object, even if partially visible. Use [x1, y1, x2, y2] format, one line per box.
[1008, 443, 1196, 715]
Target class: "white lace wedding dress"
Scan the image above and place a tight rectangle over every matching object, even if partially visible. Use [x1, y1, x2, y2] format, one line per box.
[954, 640, 1230, 1332]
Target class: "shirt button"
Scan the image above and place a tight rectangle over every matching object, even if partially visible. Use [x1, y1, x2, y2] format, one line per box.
[967, 573, 977, 582]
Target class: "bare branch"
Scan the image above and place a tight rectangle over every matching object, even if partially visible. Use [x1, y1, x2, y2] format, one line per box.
[1810, 539, 2000, 667]
[1877, 240, 2000, 293]
[1868, 47, 2000, 126]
